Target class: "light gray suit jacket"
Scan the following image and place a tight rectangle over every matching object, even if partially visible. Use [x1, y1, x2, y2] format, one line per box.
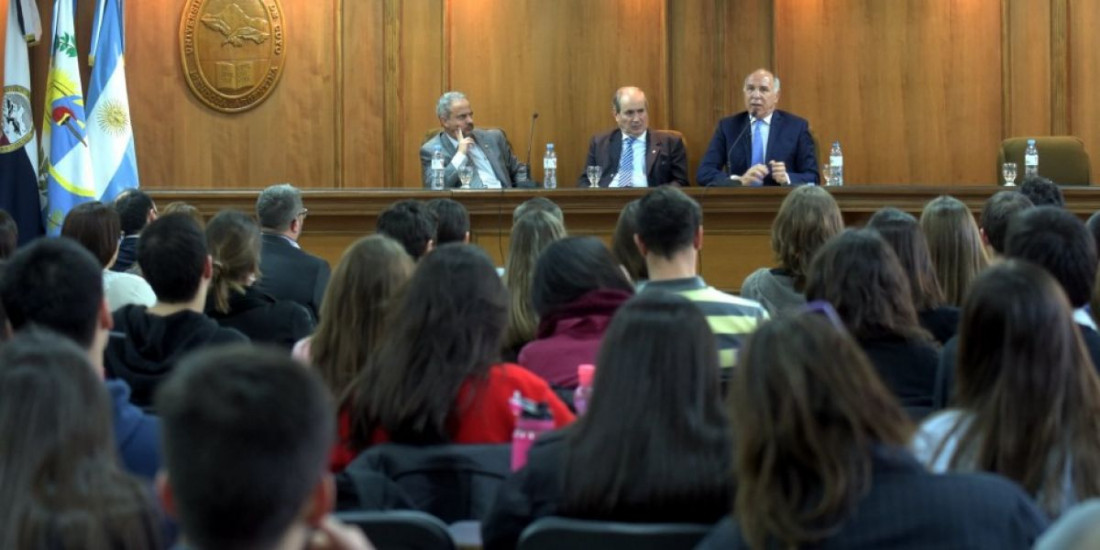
[419, 128, 521, 188]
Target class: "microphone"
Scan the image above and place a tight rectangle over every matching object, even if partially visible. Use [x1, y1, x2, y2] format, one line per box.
[524, 112, 539, 168]
[723, 120, 752, 179]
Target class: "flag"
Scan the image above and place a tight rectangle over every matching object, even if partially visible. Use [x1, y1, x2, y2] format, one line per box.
[0, 0, 43, 244]
[87, 0, 137, 203]
[41, 0, 95, 235]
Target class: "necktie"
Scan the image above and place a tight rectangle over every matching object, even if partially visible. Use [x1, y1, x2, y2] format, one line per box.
[751, 119, 764, 167]
[619, 137, 635, 187]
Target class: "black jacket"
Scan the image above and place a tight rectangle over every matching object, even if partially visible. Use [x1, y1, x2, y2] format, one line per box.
[859, 335, 941, 421]
[204, 286, 314, 350]
[255, 233, 331, 322]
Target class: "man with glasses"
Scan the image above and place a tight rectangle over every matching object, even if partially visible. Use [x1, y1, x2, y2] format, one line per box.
[255, 183, 331, 322]
[696, 69, 819, 187]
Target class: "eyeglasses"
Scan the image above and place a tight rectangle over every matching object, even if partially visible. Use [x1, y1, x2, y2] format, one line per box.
[297, 208, 309, 219]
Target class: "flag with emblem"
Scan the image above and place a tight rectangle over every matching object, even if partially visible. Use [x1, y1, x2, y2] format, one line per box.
[87, 0, 138, 203]
[0, 0, 44, 244]
[40, 0, 95, 235]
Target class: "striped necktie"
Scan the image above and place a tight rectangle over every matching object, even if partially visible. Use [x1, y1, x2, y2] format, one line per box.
[619, 137, 635, 187]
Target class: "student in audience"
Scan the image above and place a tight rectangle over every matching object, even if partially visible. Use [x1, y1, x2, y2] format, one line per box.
[293, 235, 414, 397]
[427, 198, 470, 245]
[697, 313, 1047, 549]
[161, 201, 205, 228]
[156, 345, 371, 550]
[61, 201, 156, 311]
[611, 199, 647, 282]
[1089, 210, 1100, 251]
[0, 209, 17, 258]
[336, 244, 573, 471]
[868, 207, 958, 344]
[0, 238, 161, 480]
[203, 209, 314, 349]
[1035, 499, 1100, 550]
[805, 229, 940, 419]
[483, 292, 732, 550]
[112, 189, 157, 273]
[518, 237, 634, 388]
[255, 183, 331, 322]
[742, 185, 843, 315]
[377, 199, 436, 260]
[914, 260, 1100, 518]
[1021, 175, 1065, 207]
[636, 186, 768, 370]
[106, 214, 248, 409]
[512, 196, 563, 225]
[979, 190, 1033, 259]
[0, 331, 164, 550]
[919, 195, 989, 306]
[503, 210, 567, 360]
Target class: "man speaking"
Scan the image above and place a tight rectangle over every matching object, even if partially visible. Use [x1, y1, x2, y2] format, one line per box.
[420, 91, 522, 188]
[696, 69, 818, 186]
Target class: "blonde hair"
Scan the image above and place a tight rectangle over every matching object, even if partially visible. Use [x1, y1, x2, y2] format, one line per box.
[503, 211, 567, 352]
[205, 210, 262, 314]
[920, 196, 989, 306]
[771, 186, 844, 290]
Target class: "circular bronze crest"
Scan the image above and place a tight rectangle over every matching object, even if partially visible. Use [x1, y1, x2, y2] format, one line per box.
[179, 0, 286, 113]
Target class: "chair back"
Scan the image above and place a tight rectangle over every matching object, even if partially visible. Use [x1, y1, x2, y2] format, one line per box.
[336, 510, 456, 550]
[998, 136, 1091, 185]
[517, 517, 715, 550]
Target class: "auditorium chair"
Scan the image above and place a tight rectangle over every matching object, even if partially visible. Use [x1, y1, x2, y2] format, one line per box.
[517, 517, 715, 550]
[336, 510, 457, 550]
[998, 136, 1091, 186]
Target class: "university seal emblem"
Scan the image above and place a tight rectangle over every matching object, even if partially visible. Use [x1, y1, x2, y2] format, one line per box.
[1, 85, 34, 153]
[179, 0, 286, 113]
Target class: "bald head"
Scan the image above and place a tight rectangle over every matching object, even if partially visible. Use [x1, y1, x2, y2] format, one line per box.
[612, 86, 648, 138]
[743, 69, 780, 118]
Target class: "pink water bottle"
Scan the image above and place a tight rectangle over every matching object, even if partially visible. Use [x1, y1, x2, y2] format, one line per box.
[573, 364, 595, 415]
[511, 402, 554, 471]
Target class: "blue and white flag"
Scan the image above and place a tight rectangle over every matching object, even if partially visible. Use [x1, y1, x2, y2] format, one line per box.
[1, 0, 44, 243]
[40, 0, 95, 235]
[88, 0, 138, 203]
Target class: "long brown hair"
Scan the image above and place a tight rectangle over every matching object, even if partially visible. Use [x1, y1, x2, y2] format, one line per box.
[868, 208, 946, 311]
[611, 200, 647, 282]
[504, 211, 566, 351]
[313, 235, 413, 397]
[732, 314, 913, 549]
[771, 186, 844, 290]
[920, 195, 989, 306]
[944, 260, 1100, 516]
[205, 210, 262, 314]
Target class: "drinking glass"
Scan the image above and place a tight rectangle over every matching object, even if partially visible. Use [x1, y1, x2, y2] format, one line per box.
[586, 165, 603, 188]
[1002, 162, 1017, 187]
[458, 165, 474, 188]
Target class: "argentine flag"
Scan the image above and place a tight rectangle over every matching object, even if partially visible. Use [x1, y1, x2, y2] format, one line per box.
[88, 0, 138, 203]
[40, 0, 95, 235]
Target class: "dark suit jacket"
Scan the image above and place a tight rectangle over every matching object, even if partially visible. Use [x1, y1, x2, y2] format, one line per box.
[696, 109, 818, 186]
[255, 233, 331, 322]
[419, 128, 522, 188]
[575, 129, 689, 187]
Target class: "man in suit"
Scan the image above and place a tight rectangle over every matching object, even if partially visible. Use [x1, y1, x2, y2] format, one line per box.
[576, 86, 689, 188]
[420, 91, 522, 189]
[254, 183, 331, 322]
[697, 69, 819, 186]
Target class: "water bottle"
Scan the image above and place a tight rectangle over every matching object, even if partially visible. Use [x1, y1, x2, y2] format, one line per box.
[543, 143, 557, 189]
[430, 147, 446, 190]
[1025, 139, 1039, 178]
[828, 141, 844, 186]
[573, 364, 595, 416]
[511, 402, 554, 471]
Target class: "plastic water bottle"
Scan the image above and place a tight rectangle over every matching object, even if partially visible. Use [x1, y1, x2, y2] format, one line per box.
[573, 364, 595, 416]
[1025, 139, 1039, 178]
[828, 141, 844, 186]
[430, 147, 446, 190]
[543, 143, 557, 189]
[511, 402, 554, 471]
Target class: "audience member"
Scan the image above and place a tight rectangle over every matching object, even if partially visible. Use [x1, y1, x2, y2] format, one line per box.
[512, 196, 563, 225]
[919, 195, 989, 306]
[805, 229, 940, 419]
[255, 183, 331, 321]
[518, 237, 634, 388]
[156, 345, 371, 550]
[293, 235, 414, 397]
[611, 199, 647, 282]
[742, 185, 843, 315]
[1035, 500, 1100, 550]
[1088, 210, 1100, 254]
[483, 292, 731, 549]
[697, 314, 1047, 549]
[914, 261, 1100, 517]
[62, 201, 156, 311]
[979, 190, 1033, 258]
[0, 209, 17, 258]
[204, 210, 314, 349]
[0, 331, 163, 549]
[635, 186, 767, 370]
[1021, 175, 1065, 207]
[112, 189, 157, 273]
[335, 244, 573, 471]
[377, 199, 436, 260]
[868, 207, 958, 344]
[503, 210, 567, 360]
[426, 198, 470, 245]
[106, 214, 248, 409]
[0, 238, 160, 479]
[161, 201, 205, 228]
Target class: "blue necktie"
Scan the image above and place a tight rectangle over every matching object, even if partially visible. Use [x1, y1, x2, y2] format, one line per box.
[619, 137, 635, 187]
[751, 119, 764, 167]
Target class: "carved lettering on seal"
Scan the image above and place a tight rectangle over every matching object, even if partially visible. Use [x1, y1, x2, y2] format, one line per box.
[179, 0, 286, 113]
